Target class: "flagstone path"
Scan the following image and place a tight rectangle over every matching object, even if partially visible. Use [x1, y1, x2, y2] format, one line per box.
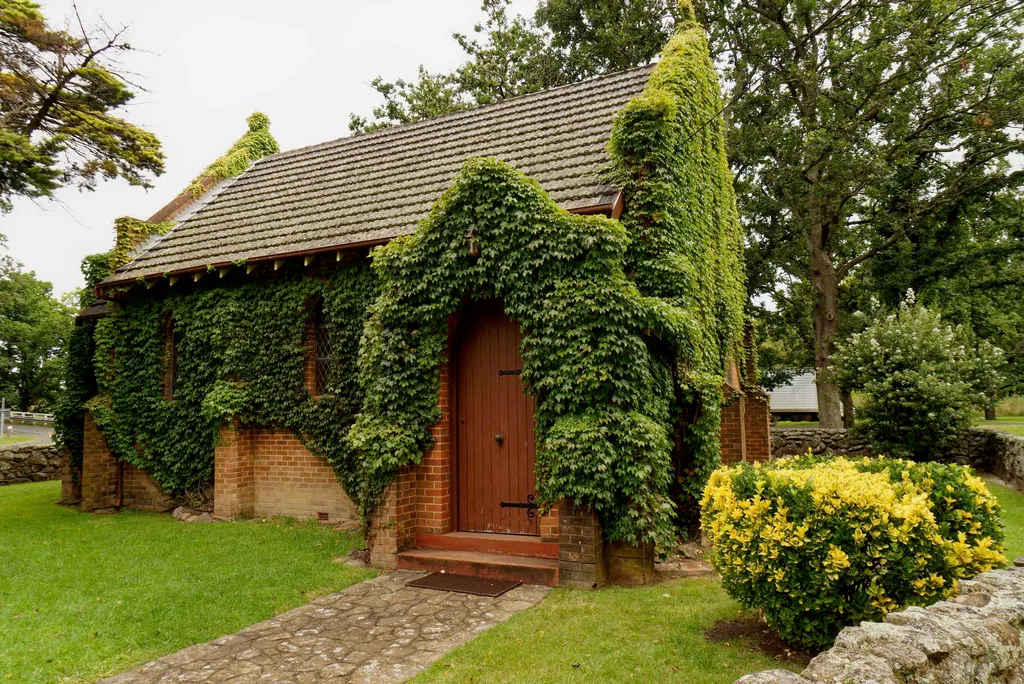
[99, 570, 548, 683]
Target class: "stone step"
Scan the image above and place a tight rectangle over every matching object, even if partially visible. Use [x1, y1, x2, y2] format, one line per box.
[415, 532, 558, 559]
[655, 559, 717, 581]
[397, 548, 559, 587]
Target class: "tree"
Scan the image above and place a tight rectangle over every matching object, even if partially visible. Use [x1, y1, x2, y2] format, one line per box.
[348, 68, 470, 134]
[868, 189, 1024, 401]
[536, 0, 680, 75]
[833, 296, 1003, 460]
[694, 0, 1024, 426]
[0, 237, 72, 411]
[0, 0, 164, 211]
[350, 0, 567, 133]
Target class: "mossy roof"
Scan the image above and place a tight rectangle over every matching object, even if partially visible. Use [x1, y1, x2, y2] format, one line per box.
[104, 64, 654, 285]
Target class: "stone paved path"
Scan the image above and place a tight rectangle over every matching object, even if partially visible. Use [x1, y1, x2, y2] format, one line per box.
[99, 571, 548, 683]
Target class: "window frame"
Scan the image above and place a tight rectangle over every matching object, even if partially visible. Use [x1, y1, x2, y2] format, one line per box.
[311, 304, 332, 397]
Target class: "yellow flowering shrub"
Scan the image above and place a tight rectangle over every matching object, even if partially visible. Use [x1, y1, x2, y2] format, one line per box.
[700, 455, 1005, 648]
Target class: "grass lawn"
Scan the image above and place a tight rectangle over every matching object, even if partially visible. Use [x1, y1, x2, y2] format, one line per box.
[987, 478, 1024, 561]
[0, 481, 374, 683]
[416, 578, 797, 683]
[774, 420, 819, 428]
[417, 472, 1024, 684]
[0, 435, 33, 445]
[976, 416, 1024, 437]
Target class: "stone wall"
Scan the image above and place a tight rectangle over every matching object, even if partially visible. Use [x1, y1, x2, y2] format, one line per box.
[771, 427, 873, 459]
[772, 427, 1024, 475]
[0, 444, 61, 485]
[736, 564, 1024, 683]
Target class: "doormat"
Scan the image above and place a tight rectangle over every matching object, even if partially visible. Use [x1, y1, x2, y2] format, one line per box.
[406, 572, 522, 597]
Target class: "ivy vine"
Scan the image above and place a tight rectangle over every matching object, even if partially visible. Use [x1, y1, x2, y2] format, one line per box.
[58, 19, 745, 548]
[86, 265, 375, 497]
[184, 112, 279, 198]
[349, 17, 745, 546]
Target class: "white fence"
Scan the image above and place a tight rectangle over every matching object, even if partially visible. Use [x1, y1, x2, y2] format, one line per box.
[8, 411, 54, 424]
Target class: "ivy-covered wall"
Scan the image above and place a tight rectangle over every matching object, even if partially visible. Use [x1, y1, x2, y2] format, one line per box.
[55, 114, 282, 483]
[57, 16, 746, 547]
[349, 12, 745, 546]
[609, 9, 748, 513]
[88, 265, 375, 497]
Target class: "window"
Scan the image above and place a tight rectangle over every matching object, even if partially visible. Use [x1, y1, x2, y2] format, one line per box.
[313, 306, 331, 396]
[165, 316, 180, 399]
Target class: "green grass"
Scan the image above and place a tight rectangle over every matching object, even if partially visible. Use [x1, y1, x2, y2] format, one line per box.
[0, 435, 33, 445]
[415, 578, 796, 683]
[997, 396, 1024, 416]
[775, 421, 819, 428]
[0, 481, 374, 683]
[975, 416, 1024, 437]
[987, 478, 1024, 562]
[417, 474, 1024, 684]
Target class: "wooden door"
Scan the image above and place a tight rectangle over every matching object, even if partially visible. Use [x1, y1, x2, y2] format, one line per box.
[455, 301, 538, 535]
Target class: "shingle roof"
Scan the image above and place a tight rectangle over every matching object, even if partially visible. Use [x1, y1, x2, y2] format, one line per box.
[105, 64, 655, 285]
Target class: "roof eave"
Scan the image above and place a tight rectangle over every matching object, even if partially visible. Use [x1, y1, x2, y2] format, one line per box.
[95, 192, 626, 299]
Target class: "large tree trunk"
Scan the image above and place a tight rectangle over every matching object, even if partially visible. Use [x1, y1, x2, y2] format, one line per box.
[841, 390, 856, 428]
[810, 212, 843, 428]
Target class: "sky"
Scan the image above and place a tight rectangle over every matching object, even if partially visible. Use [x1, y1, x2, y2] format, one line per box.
[4, 0, 540, 299]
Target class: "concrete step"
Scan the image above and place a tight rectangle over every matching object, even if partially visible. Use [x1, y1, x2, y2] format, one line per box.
[397, 548, 559, 586]
[415, 532, 558, 559]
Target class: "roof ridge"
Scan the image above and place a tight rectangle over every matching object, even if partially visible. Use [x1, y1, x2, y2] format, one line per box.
[101, 62, 654, 286]
[264, 63, 656, 164]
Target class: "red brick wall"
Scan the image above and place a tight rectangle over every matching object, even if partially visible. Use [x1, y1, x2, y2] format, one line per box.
[80, 411, 173, 512]
[607, 541, 656, 586]
[416, 363, 452, 534]
[558, 499, 607, 588]
[80, 412, 118, 511]
[744, 389, 772, 463]
[720, 385, 746, 465]
[252, 429, 356, 523]
[539, 506, 559, 544]
[369, 465, 417, 567]
[121, 463, 174, 511]
[214, 421, 255, 518]
[60, 451, 81, 505]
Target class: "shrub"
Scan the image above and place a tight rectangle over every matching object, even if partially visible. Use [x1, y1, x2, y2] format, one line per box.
[701, 455, 1005, 648]
[833, 295, 1003, 460]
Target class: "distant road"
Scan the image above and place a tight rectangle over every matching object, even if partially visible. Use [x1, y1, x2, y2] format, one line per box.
[8, 423, 54, 444]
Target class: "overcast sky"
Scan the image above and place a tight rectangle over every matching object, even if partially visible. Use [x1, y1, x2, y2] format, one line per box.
[4, 0, 540, 299]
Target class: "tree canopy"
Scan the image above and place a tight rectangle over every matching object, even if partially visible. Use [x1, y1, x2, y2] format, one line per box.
[0, 236, 72, 411]
[0, 0, 164, 211]
[350, 1, 1024, 421]
[698, 0, 1024, 425]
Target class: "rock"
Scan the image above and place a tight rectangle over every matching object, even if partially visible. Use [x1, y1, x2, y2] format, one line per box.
[675, 541, 706, 560]
[955, 593, 992, 607]
[734, 671, 808, 683]
[801, 650, 899, 683]
[192, 512, 213, 524]
[171, 506, 189, 521]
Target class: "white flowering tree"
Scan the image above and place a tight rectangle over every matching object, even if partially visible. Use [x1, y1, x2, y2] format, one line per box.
[833, 293, 1004, 461]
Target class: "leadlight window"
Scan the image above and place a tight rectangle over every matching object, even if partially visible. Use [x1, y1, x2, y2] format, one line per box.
[314, 307, 331, 396]
[165, 317, 180, 399]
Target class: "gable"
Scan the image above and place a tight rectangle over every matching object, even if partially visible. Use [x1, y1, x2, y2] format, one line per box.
[104, 65, 655, 287]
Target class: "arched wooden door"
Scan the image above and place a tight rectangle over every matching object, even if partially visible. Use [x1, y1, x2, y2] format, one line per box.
[455, 301, 538, 536]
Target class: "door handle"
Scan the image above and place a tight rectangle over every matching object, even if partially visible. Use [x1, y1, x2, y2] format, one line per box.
[495, 433, 504, 444]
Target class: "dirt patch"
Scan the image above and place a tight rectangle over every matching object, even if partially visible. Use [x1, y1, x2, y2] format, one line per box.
[706, 615, 817, 668]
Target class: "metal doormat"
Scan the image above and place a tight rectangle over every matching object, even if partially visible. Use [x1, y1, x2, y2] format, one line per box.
[406, 572, 522, 597]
